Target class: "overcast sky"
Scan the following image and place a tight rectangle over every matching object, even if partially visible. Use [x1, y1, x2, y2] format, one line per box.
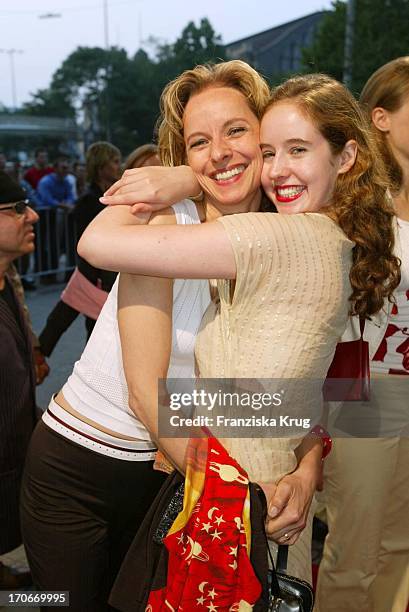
[0, 0, 333, 108]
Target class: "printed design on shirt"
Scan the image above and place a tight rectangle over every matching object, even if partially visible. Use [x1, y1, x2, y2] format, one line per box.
[373, 289, 409, 374]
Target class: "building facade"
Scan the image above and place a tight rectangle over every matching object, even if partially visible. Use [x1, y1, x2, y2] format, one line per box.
[225, 11, 328, 79]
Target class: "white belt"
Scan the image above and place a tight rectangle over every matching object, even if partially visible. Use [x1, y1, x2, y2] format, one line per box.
[42, 397, 157, 462]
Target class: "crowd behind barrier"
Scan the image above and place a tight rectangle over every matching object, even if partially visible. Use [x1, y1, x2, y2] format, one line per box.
[16, 206, 78, 282]
[1, 150, 84, 285]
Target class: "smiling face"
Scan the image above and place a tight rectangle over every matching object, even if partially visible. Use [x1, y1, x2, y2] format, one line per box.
[183, 86, 262, 214]
[260, 102, 346, 215]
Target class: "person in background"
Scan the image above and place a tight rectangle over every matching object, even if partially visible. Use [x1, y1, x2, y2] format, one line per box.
[66, 162, 78, 201]
[0, 171, 38, 589]
[3, 160, 21, 183]
[19, 178, 42, 210]
[73, 161, 87, 198]
[36, 157, 75, 283]
[38, 142, 121, 354]
[316, 57, 409, 612]
[123, 143, 160, 169]
[0, 152, 6, 172]
[23, 149, 53, 190]
[7, 263, 49, 385]
[5, 163, 42, 290]
[36, 156, 74, 210]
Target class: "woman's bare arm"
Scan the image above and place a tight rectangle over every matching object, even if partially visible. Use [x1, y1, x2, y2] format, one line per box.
[78, 204, 236, 279]
[117, 210, 193, 471]
[118, 271, 192, 472]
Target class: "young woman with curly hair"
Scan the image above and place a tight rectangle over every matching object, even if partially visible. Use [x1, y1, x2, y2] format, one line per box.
[80, 73, 400, 589]
[316, 58, 409, 612]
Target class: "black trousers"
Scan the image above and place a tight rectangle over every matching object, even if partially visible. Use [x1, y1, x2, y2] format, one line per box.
[20, 421, 166, 612]
[39, 300, 96, 357]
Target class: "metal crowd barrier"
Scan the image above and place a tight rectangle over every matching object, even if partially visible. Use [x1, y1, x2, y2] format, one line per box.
[17, 206, 78, 282]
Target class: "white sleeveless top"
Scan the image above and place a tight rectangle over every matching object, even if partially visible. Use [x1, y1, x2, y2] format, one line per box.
[43, 200, 211, 459]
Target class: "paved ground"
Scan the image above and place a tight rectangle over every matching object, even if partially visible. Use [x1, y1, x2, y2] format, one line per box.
[0, 283, 86, 612]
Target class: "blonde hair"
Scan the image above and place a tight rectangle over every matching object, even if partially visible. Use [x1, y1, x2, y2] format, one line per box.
[360, 57, 409, 193]
[124, 143, 158, 171]
[265, 74, 400, 317]
[86, 141, 121, 184]
[157, 60, 270, 167]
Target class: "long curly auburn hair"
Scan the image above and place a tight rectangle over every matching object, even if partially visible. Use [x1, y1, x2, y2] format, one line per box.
[265, 74, 400, 317]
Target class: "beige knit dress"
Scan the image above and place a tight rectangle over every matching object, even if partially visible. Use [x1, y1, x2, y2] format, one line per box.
[195, 211, 353, 582]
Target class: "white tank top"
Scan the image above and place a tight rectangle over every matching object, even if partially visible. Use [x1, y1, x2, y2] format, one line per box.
[43, 200, 211, 454]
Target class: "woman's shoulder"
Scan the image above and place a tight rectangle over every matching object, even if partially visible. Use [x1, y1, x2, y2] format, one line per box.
[219, 210, 347, 233]
[304, 212, 354, 245]
[218, 212, 353, 265]
[252, 211, 353, 244]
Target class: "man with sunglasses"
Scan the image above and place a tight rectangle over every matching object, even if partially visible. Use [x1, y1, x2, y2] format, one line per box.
[0, 171, 38, 588]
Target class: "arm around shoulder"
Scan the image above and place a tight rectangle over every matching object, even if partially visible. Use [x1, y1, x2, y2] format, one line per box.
[78, 207, 236, 280]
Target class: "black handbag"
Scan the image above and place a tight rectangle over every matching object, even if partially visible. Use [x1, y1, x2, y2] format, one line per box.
[256, 485, 314, 612]
[267, 544, 314, 612]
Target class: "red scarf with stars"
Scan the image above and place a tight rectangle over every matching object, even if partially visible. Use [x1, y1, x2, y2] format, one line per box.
[146, 436, 261, 611]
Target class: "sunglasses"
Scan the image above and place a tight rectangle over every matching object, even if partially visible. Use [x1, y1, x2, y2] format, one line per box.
[0, 199, 30, 216]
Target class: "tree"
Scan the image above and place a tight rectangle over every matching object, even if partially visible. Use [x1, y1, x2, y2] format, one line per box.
[302, 1, 346, 85]
[23, 46, 149, 150]
[302, 0, 409, 95]
[23, 86, 75, 118]
[153, 18, 226, 107]
[22, 18, 225, 154]
[170, 18, 225, 71]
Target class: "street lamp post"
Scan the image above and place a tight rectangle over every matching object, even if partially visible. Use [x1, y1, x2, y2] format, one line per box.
[343, 0, 356, 88]
[103, 0, 109, 49]
[103, 0, 112, 140]
[0, 48, 24, 110]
